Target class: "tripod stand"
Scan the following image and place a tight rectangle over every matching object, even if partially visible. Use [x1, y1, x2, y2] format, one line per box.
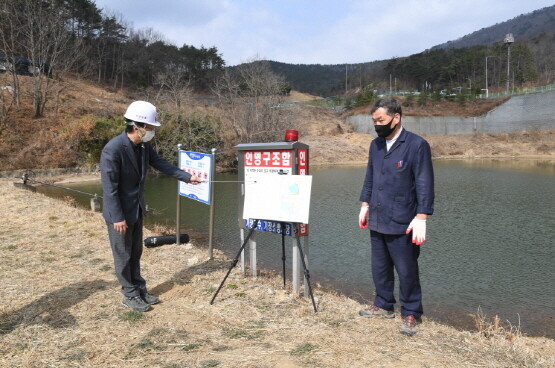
[292, 224, 318, 312]
[210, 219, 259, 306]
[209, 219, 318, 312]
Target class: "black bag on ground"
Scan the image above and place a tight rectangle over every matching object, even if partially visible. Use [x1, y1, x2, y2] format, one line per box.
[144, 234, 189, 248]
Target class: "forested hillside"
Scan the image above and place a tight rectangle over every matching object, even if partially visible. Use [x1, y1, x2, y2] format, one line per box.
[267, 5, 555, 95]
[267, 39, 540, 97]
[0, 0, 298, 170]
[0, 0, 225, 119]
[264, 60, 388, 97]
[432, 5, 555, 50]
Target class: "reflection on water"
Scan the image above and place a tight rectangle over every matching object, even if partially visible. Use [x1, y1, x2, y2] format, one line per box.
[447, 157, 555, 175]
[37, 159, 555, 338]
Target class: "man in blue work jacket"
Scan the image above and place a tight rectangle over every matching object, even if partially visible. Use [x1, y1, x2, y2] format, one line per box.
[101, 101, 201, 312]
[358, 97, 434, 336]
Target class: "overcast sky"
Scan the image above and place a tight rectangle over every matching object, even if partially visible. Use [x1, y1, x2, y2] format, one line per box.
[93, 0, 555, 66]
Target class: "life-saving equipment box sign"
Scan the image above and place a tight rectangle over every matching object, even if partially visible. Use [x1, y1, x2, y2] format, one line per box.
[178, 150, 213, 205]
[235, 141, 309, 236]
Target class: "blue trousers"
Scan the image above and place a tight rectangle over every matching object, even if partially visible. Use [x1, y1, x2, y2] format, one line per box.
[370, 231, 423, 318]
[106, 216, 146, 298]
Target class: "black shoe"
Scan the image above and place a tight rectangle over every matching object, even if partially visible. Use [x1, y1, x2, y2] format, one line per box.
[122, 296, 151, 312]
[140, 290, 160, 305]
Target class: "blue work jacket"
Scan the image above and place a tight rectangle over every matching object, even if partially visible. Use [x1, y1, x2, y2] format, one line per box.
[359, 128, 434, 235]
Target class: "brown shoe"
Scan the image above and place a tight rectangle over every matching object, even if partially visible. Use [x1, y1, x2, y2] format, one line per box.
[400, 315, 419, 336]
[359, 304, 395, 318]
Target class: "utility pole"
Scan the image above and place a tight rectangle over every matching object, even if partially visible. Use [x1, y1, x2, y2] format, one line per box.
[345, 64, 348, 95]
[485, 55, 495, 98]
[504, 33, 514, 94]
[389, 74, 392, 95]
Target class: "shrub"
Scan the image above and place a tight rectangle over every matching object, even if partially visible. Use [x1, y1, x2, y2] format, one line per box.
[353, 86, 377, 107]
[155, 112, 222, 166]
[402, 94, 415, 107]
[418, 90, 429, 107]
[457, 93, 467, 106]
[78, 116, 125, 165]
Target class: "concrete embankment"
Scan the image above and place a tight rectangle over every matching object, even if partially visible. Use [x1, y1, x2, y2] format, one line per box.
[347, 91, 555, 136]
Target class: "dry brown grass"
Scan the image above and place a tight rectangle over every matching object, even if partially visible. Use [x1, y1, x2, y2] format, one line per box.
[426, 130, 555, 159]
[0, 73, 130, 170]
[290, 103, 554, 165]
[344, 96, 510, 118]
[473, 307, 521, 343]
[1, 178, 555, 368]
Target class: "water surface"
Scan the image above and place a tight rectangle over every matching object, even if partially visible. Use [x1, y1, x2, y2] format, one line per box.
[38, 159, 555, 338]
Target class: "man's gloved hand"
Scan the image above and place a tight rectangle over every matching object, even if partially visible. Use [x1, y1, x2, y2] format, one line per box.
[359, 206, 369, 228]
[406, 217, 426, 245]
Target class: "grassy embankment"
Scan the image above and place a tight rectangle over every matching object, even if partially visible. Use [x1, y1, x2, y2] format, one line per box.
[1, 178, 554, 368]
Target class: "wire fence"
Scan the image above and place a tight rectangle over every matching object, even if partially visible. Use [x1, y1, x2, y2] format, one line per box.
[16, 172, 102, 198]
[477, 83, 555, 99]
[299, 83, 555, 106]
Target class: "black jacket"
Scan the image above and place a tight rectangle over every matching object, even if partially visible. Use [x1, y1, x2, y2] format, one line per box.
[100, 131, 191, 225]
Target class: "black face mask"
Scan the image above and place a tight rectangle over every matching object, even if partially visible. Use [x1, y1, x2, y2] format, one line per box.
[374, 116, 396, 138]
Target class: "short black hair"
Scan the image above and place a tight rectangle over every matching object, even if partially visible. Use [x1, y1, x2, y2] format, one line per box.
[125, 119, 146, 133]
[370, 97, 402, 117]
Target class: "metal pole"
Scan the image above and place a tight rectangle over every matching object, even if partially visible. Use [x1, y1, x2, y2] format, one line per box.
[249, 232, 257, 277]
[303, 235, 310, 298]
[176, 144, 182, 245]
[389, 74, 392, 95]
[294, 234, 317, 312]
[507, 44, 511, 94]
[208, 148, 217, 259]
[292, 230, 300, 296]
[281, 223, 286, 287]
[345, 64, 348, 95]
[240, 228, 246, 274]
[485, 56, 489, 98]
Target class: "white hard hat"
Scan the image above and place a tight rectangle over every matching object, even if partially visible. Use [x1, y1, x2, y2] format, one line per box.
[124, 101, 161, 126]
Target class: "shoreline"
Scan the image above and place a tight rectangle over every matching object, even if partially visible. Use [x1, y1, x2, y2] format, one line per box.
[1, 178, 554, 367]
[36, 157, 555, 340]
[3, 154, 554, 184]
[7, 158, 555, 339]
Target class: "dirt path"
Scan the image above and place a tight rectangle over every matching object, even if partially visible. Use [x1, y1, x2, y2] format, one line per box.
[1, 178, 554, 367]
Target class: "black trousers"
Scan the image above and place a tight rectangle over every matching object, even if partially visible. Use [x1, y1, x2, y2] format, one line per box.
[106, 216, 146, 298]
[370, 231, 423, 318]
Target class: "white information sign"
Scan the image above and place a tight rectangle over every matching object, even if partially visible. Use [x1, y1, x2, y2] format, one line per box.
[179, 150, 212, 204]
[243, 175, 312, 224]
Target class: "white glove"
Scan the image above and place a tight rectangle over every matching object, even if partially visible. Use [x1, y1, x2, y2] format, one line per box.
[359, 206, 369, 228]
[406, 217, 426, 245]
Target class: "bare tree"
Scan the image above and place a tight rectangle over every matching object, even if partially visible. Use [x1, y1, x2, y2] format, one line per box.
[0, 0, 22, 107]
[212, 57, 289, 146]
[0, 78, 14, 125]
[154, 63, 193, 110]
[3, 0, 85, 118]
[212, 69, 243, 143]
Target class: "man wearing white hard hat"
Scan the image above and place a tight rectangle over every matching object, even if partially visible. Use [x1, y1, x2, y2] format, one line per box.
[100, 101, 201, 312]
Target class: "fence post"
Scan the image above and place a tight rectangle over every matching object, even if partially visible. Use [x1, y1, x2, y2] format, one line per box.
[176, 143, 182, 245]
